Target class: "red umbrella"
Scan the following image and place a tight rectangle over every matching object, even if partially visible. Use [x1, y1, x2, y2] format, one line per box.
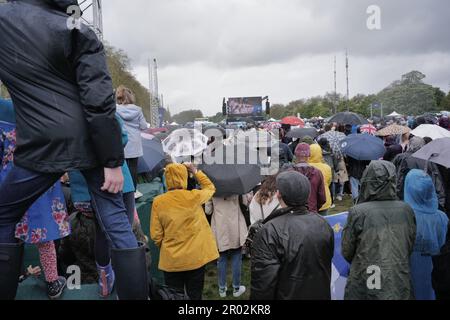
[360, 124, 377, 135]
[281, 116, 305, 127]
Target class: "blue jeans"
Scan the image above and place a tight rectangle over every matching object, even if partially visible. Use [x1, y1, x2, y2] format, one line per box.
[217, 248, 243, 290]
[0, 165, 138, 249]
[95, 191, 136, 266]
[350, 177, 360, 201]
[333, 182, 345, 198]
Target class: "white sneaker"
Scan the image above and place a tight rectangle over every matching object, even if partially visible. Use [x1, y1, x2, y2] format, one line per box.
[233, 286, 246, 298]
[330, 204, 336, 209]
[219, 287, 227, 298]
[134, 190, 143, 199]
[336, 196, 343, 201]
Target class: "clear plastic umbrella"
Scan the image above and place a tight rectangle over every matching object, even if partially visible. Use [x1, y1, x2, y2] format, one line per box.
[162, 128, 208, 162]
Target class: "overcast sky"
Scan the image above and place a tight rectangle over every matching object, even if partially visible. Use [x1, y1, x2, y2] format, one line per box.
[98, 0, 450, 116]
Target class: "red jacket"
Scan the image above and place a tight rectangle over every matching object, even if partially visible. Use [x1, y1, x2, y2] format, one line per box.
[284, 164, 327, 213]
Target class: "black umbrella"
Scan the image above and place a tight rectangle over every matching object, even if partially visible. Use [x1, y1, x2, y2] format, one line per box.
[286, 128, 319, 139]
[328, 112, 368, 126]
[137, 137, 166, 175]
[412, 138, 450, 168]
[199, 164, 262, 197]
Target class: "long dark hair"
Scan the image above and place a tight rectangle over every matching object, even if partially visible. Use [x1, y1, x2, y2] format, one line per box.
[256, 175, 278, 205]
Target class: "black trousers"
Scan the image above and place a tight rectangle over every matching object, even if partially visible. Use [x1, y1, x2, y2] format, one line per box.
[126, 158, 139, 189]
[164, 266, 205, 300]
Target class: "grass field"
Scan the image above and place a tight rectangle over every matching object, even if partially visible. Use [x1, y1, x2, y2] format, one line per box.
[202, 195, 354, 300]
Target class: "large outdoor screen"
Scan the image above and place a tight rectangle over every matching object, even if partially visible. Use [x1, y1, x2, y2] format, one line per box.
[227, 97, 263, 116]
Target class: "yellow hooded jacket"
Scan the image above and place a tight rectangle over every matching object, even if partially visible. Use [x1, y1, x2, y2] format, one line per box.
[308, 144, 333, 211]
[150, 164, 219, 272]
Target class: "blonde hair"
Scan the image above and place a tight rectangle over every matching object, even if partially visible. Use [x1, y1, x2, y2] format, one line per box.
[116, 85, 136, 105]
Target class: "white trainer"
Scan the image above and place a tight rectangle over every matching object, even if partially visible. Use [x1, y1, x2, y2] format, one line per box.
[233, 286, 246, 298]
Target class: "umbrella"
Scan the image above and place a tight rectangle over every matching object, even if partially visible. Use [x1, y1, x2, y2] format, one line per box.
[154, 132, 169, 141]
[360, 124, 377, 135]
[341, 134, 385, 160]
[162, 129, 208, 159]
[199, 164, 262, 197]
[375, 124, 410, 137]
[202, 125, 226, 138]
[411, 124, 450, 140]
[325, 212, 350, 300]
[280, 116, 305, 127]
[328, 112, 368, 126]
[412, 138, 450, 168]
[317, 131, 347, 157]
[286, 128, 319, 139]
[137, 135, 166, 175]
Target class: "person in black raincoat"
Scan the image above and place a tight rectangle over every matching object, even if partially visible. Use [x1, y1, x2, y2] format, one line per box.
[342, 161, 416, 300]
[0, 0, 147, 300]
[250, 171, 334, 300]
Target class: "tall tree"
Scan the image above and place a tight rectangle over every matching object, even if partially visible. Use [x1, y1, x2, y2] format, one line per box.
[172, 110, 204, 125]
[377, 71, 438, 115]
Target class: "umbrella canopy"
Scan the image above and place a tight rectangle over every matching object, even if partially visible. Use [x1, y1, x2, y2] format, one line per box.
[162, 128, 208, 158]
[286, 127, 319, 139]
[317, 131, 347, 157]
[137, 134, 166, 174]
[412, 138, 450, 168]
[360, 124, 378, 135]
[329, 112, 368, 126]
[376, 124, 411, 137]
[411, 124, 450, 140]
[387, 111, 402, 117]
[202, 125, 226, 138]
[280, 116, 305, 127]
[341, 134, 385, 160]
[199, 164, 262, 197]
[154, 132, 169, 141]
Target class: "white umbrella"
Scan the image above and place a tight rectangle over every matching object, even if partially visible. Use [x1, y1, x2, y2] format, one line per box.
[411, 124, 450, 140]
[387, 111, 402, 117]
[162, 128, 208, 161]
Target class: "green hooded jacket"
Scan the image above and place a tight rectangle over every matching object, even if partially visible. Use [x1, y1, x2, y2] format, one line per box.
[342, 161, 417, 300]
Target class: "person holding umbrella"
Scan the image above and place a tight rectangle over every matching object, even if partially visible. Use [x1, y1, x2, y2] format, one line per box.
[150, 163, 219, 300]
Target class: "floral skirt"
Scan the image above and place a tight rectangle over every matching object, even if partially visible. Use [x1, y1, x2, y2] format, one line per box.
[15, 182, 71, 244]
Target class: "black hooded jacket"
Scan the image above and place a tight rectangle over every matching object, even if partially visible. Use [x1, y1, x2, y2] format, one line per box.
[0, 0, 124, 173]
[250, 207, 334, 300]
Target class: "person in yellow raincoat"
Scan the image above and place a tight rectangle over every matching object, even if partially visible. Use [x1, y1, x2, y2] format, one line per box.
[150, 163, 219, 300]
[308, 145, 333, 216]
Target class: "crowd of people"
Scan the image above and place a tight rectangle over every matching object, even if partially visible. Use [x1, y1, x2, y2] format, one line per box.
[0, 0, 450, 302]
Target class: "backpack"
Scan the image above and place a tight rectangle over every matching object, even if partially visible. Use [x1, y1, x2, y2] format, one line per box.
[241, 203, 280, 258]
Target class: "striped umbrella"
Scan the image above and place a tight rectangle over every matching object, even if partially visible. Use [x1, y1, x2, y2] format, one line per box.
[360, 124, 377, 135]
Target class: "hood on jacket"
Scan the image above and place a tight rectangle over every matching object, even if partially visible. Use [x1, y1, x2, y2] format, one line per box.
[405, 169, 438, 214]
[13, 0, 80, 13]
[404, 169, 449, 255]
[308, 144, 324, 164]
[407, 136, 425, 154]
[165, 164, 188, 191]
[358, 160, 397, 203]
[47, 0, 78, 10]
[116, 104, 142, 122]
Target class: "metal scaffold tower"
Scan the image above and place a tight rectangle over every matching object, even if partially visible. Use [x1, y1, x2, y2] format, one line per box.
[148, 58, 161, 128]
[79, 0, 104, 41]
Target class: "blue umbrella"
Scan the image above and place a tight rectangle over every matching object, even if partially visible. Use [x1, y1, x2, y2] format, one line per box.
[137, 137, 166, 175]
[341, 134, 385, 160]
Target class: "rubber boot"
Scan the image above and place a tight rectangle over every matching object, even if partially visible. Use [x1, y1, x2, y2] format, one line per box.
[96, 261, 115, 298]
[0, 242, 24, 300]
[111, 242, 149, 300]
